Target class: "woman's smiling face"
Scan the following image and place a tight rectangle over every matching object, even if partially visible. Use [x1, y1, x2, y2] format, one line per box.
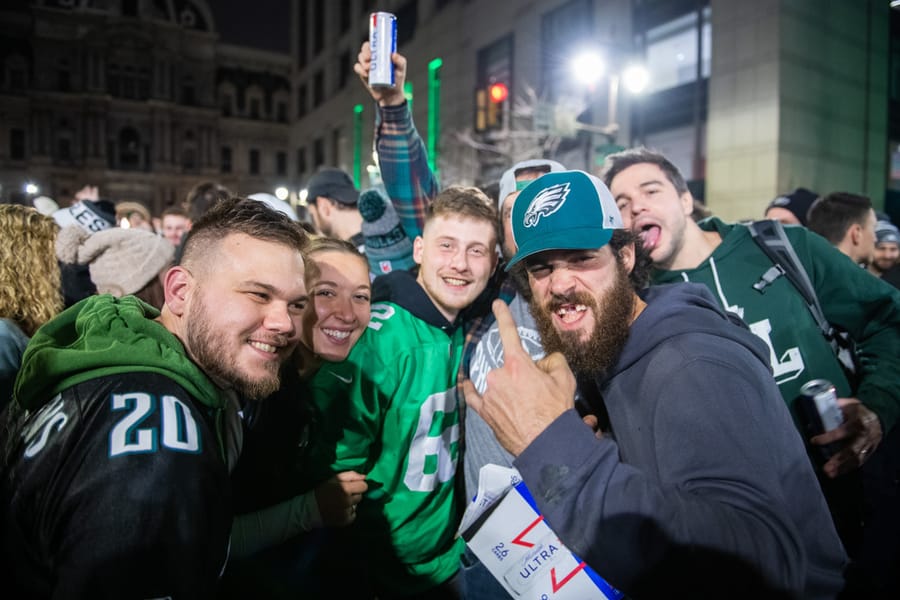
[305, 249, 372, 362]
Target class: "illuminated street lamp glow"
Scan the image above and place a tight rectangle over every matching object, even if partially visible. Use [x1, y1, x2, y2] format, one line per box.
[298, 188, 309, 206]
[621, 64, 650, 94]
[274, 186, 289, 200]
[24, 182, 39, 195]
[571, 51, 605, 87]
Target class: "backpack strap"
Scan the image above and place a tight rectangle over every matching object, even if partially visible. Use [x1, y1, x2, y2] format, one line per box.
[748, 219, 835, 343]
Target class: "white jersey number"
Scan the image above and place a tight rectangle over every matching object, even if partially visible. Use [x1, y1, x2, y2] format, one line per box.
[367, 303, 396, 331]
[404, 389, 459, 492]
[109, 392, 200, 457]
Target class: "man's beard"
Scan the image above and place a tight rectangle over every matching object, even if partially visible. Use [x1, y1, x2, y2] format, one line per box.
[530, 262, 634, 377]
[872, 257, 894, 274]
[186, 298, 284, 400]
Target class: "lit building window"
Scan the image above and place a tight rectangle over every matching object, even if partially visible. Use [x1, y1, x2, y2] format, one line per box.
[644, 7, 711, 94]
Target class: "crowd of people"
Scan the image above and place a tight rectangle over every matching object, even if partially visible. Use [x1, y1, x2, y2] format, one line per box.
[2, 41, 900, 600]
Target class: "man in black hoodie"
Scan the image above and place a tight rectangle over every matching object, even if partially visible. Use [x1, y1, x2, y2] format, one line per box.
[1, 198, 310, 598]
[464, 170, 847, 599]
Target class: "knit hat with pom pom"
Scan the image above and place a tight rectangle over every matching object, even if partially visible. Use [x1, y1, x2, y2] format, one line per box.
[359, 189, 415, 275]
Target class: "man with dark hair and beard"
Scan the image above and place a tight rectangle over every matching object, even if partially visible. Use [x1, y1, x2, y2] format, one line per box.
[463, 170, 847, 599]
[0, 197, 310, 598]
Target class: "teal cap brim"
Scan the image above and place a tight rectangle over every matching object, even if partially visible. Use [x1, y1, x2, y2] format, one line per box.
[506, 226, 613, 271]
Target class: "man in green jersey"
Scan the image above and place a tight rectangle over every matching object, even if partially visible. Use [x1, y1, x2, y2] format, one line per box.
[307, 186, 499, 598]
[602, 147, 900, 596]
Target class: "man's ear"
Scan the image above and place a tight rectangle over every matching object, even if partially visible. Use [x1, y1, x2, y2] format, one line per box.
[317, 197, 333, 219]
[413, 235, 425, 265]
[680, 191, 695, 218]
[848, 223, 862, 246]
[164, 266, 193, 316]
[619, 242, 636, 274]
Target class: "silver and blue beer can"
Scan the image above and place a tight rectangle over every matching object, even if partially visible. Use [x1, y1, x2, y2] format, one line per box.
[369, 12, 397, 88]
[799, 379, 843, 432]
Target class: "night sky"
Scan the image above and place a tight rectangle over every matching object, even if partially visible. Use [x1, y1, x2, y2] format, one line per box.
[209, 1, 290, 54]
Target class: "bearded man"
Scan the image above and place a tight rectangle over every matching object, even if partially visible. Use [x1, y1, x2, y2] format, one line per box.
[464, 170, 847, 600]
[0, 197, 310, 598]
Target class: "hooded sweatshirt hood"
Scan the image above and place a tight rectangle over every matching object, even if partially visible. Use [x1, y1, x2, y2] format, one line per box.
[14, 294, 222, 412]
[610, 282, 771, 379]
[372, 268, 459, 331]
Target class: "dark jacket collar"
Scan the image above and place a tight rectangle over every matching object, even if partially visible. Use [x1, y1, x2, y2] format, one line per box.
[371, 269, 459, 332]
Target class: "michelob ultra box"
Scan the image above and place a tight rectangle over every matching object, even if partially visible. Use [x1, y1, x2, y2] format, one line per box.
[459, 465, 622, 600]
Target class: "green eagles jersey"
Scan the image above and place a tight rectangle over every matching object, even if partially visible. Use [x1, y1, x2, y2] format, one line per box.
[653, 218, 900, 432]
[307, 301, 465, 595]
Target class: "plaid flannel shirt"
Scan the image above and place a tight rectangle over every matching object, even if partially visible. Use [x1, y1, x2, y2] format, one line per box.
[374, 101, 436, 239]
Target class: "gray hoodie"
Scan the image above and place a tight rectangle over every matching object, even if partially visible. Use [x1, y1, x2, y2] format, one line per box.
[514, 282, 847, 599]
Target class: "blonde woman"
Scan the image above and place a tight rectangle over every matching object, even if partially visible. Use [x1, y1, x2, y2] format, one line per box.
[0, 204, 62, 407]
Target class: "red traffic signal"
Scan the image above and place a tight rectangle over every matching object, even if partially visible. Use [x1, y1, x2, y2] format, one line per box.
[488, 82, 508, 104]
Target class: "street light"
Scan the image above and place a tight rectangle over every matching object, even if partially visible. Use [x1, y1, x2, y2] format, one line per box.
[571, 51, 605, 88]
[24, 182, 39, 195]
[571, 51, 649, 137]
[274, 186, 289, 201]
[621, 64, 650, 94]
[570, 50, 649, 169]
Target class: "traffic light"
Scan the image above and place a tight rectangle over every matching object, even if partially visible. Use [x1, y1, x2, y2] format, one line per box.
[475, 80, 509, 132]
[488, 82, 508, 104]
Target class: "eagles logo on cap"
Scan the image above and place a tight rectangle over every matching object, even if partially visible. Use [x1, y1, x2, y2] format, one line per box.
[523, 182, 570, 227]
[507, 170, 623, 270]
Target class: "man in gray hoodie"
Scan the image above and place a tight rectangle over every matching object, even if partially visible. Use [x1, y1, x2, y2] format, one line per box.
[466, 170, 847, 599]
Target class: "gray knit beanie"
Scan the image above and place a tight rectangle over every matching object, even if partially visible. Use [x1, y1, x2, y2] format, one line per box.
[876, 220, 900, 246]
[359, 189, 415, 275]
[56, 225, 175, 296]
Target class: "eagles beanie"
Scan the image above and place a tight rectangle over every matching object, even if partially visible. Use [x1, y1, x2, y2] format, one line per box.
[359, 189, 415, 275]
[52, 199, 117, 233]
[56, 225, 175, 296]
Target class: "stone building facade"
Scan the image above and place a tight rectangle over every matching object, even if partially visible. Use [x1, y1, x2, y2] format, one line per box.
[0, 0, 291, 216]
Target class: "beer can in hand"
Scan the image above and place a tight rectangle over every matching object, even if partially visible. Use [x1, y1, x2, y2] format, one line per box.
[797, 379, 843, 461]
[369, 12, 397, 88]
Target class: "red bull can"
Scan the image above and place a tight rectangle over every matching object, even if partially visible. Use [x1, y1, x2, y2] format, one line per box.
[369, 12, 397, 88]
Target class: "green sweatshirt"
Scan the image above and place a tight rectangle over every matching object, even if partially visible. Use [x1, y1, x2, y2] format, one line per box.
[653, 218, 900, 432]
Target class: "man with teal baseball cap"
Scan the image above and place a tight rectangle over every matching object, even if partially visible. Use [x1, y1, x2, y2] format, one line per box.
[463, 170, 847, 598]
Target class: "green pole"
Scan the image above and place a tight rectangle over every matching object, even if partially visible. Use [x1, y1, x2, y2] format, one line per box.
[427, 57, 443, 181]
[353, 103, 363, 188]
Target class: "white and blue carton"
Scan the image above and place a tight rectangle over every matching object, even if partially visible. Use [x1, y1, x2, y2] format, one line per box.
[458, 465, 623, 600]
